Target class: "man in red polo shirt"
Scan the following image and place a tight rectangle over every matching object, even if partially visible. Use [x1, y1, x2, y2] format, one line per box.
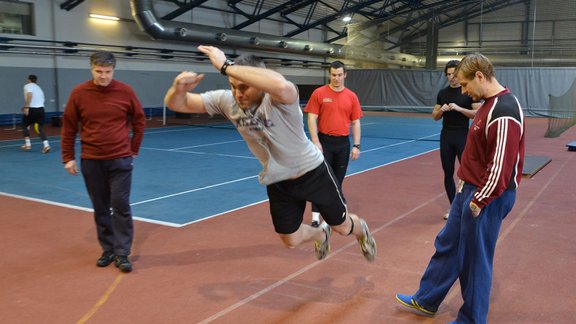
[305, 60, 363, 227]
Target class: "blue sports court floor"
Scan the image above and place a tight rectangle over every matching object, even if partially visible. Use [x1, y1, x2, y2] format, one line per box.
[0, 115, 441, 227]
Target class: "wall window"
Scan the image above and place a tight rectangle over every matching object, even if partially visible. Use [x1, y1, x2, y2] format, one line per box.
[0, 1, 34, 35]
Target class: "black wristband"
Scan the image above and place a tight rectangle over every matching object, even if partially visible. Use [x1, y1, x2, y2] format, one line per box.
[220, 59, 235, 76]
[353, 144, 361, 149]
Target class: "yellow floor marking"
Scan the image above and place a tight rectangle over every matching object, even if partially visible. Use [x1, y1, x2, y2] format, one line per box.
[76, 274, 124, 324]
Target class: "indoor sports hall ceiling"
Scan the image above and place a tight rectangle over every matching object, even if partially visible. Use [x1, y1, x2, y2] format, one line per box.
[56, 0, 576, 67]
[129, 0, 537, 67]
[158, 0, 527, 49]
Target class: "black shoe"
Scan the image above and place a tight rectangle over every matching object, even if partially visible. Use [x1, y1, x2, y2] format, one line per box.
[96, 252, 115, 267]
[114, 255, 132, 273]
[311, 220, 320, 228]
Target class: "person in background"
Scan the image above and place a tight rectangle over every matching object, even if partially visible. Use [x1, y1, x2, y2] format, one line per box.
[396, 53, 525, 324]
[305, 60, 362, 227]
[61, 51, 146, 273]
[432, 60, 480, 220]
[164, 45, 376, 262]
[22, 74, 51, 153]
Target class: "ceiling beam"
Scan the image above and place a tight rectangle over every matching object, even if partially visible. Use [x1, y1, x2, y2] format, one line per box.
[283, 0, 382, 38]
[161, 0, 211, 20]
[384, 0, 530, 50]
[231, 0, 316, 30]
[60, 0, 86, 11]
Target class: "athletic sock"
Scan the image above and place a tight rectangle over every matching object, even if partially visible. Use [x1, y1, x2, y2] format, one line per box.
[311, 212, 320, 223]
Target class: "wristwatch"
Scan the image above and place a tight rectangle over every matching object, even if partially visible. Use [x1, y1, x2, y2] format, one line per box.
[353, 144, 361, 149]
[220, 59, 235, 76]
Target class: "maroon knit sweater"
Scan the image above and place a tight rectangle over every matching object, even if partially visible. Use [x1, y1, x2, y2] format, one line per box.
[61, 80, 145, 162]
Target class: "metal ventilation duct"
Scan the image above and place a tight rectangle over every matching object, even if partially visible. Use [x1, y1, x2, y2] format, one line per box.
[129, 0, 424, 68]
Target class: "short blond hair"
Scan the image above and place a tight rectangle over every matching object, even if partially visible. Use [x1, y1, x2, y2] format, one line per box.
[455, 53, 495, 81]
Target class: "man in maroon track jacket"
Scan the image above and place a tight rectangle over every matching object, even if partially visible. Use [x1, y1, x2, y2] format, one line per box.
[396, 53, 525, 324]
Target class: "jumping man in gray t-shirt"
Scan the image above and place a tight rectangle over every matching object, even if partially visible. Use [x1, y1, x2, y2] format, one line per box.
[164, 45, 376, 262]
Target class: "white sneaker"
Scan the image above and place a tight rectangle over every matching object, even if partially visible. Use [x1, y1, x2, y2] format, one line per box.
[314, 222, 332, 260]
[358, 219, 377, 262]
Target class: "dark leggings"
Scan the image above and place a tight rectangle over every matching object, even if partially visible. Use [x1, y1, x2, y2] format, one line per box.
[440, 128, 468, 203]
[22, 107, 47, 141]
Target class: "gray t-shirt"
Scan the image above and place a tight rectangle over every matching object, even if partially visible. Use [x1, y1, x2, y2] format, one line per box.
[201, 89, 323, 185]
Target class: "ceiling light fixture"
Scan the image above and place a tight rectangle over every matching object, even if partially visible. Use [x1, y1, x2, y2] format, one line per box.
[89, 14, 120, 21]
[342, 16, 352, 23]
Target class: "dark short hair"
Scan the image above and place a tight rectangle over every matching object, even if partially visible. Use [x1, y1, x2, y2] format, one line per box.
[28, 74, 37, 83]
[329, 60, 346, 73]
[90, 51, 116, 67]
[235, 54, 265, 68]
[444, 60, 460, 75]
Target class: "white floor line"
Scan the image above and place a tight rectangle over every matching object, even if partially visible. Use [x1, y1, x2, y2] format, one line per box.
[0, 191, 182, 228]
[130, 175, 259, 206]
[141, 147, 256, 159]
[347, 148, 438, 177]
[361, 133, 440, 154]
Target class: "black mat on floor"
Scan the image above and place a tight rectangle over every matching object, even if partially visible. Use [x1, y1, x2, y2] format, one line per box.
[522, 155, 552, 178]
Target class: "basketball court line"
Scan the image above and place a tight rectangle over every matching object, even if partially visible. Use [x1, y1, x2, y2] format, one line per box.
[347, 148, 438, 177]
[0, 124, 229, 148]
[0, 191, 182, 227]
[131, 174, 259, 206]
[142, 145, 256, 159]
[361, 133, 440, 154]
[165, 139, 246, 150]
[178, 198, 270, 227]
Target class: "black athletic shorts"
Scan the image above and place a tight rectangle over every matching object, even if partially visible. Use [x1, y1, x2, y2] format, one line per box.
[266, 161, 348, 234]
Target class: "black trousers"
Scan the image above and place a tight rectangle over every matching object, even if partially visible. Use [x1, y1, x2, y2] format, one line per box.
[22, 107, 47, 141]
[81, 157, 134, 256]
[439, 128, 468, 204]
[312, 133, 350, 213]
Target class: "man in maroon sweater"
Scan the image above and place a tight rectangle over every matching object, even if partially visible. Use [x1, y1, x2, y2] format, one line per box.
[61, 51, 146, 273]
[396, 53, 525, 324]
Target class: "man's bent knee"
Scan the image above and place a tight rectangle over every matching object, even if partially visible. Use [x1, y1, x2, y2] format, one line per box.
[331, 213, 357, 236]
[279, 233, 298, 248]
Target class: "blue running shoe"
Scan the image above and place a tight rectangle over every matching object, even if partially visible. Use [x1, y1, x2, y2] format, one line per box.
[395, 293, 436, 317]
